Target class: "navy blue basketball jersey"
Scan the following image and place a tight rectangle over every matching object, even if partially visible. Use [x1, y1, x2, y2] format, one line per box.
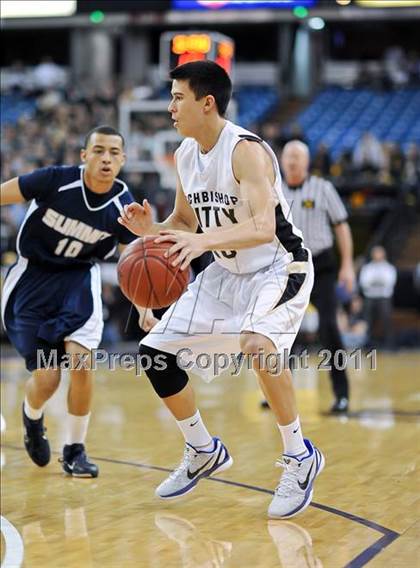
[17, 165, 136, 268]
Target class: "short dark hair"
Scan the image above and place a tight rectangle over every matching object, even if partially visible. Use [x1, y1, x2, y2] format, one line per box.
[84, 125, 125, 149]
[169, 61, 232, 116]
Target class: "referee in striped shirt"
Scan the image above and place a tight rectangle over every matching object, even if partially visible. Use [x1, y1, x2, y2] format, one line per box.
[281, 140, 355, 413]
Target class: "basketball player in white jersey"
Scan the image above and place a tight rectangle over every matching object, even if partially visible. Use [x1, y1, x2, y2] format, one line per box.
[119, 61, 324, 519]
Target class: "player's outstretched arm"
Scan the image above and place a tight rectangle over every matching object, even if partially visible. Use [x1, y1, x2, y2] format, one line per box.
[0, 178, 27, 206]
[118, 168, 197, 237]
[117, 199, 156, 236]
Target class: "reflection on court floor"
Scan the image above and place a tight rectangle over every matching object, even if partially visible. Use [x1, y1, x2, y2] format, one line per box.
[1, 352, 419, 567]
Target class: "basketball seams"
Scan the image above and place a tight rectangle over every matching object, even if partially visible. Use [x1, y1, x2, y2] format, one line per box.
[117, 236, 190, 308]
[142, 254, 162, 308]
[128, 257, 154, 308]
[142, 240, 189, 304]
[141, 236, 162, 307]
[143, 256, 185, 308]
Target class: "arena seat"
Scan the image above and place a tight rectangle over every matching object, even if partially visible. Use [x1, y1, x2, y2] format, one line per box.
[295, 87, 420, 159]
[235, 86, 279, 128]
[0, 94, 37, 125]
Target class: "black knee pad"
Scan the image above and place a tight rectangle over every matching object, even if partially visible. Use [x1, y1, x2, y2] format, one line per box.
[138, 344, 189, 398]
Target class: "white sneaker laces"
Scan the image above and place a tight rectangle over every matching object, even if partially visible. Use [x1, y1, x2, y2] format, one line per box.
[274, 458, 299, 496]
[169, 446, 196, 480]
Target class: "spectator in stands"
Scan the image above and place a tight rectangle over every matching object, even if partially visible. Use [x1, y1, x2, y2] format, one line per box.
[380, 142, 405, 186]
[384, 47, 409, 88]
[353, 132, 386, 174]
[37, 88, 64, 113]
[330, 150, 354, 180]
[312, 143, 331, 178]
[359, 246, 397, 350]
[2, 60, 28, 94]
[32, 56, 67, 92]
[0, 83, 121, 184]
[337, 295, 368, 350]
[388, 144, 405, 183]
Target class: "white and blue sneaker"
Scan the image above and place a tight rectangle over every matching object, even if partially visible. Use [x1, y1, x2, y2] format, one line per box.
[268, 439, 325, 519]
[155, 437, 233, 500]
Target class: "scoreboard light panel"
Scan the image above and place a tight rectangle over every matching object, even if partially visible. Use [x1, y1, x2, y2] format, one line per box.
[160, 31, 235, 80]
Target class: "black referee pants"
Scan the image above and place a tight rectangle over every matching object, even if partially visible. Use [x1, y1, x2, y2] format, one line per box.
[310, 249, 349, 400]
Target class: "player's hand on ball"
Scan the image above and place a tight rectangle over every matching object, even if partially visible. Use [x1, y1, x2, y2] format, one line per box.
[155, 230, 205, 270]
[137, 307, 159, 332]
[118, 200, 153, 236]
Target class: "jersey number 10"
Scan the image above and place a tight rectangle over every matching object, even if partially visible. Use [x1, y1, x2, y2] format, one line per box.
[55, 238, 83, 258]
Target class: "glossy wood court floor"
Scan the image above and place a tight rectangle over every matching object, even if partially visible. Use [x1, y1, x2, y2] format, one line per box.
[1, 351, 419, 568]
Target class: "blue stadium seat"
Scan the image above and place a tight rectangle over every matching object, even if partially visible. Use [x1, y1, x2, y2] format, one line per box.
[235, 86, 279, 128]
[0, 94, 37, 125]
[293, 88, 420, 159]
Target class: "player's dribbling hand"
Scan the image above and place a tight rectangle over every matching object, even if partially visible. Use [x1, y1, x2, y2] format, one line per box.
[118, 200, 153, 236]
[155, 230, 205, 271]
[137, 307, 159, 332]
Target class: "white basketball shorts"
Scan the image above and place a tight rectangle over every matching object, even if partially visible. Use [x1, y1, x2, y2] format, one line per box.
[140, 255, 314, 381]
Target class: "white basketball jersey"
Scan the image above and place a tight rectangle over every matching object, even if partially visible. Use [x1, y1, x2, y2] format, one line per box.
[175, 120, 305, 274]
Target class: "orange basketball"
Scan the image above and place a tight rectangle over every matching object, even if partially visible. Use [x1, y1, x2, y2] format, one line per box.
[117, 236, 191, 309]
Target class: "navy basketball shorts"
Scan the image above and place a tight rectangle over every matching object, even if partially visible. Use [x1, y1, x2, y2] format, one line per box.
[1, 258, 103, 372]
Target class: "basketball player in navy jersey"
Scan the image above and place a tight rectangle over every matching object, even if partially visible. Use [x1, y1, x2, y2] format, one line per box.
[1, 126, 156, 477]
[119, 61, 324, 519]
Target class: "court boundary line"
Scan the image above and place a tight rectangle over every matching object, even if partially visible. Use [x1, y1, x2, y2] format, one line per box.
[2, 444, 400, 568]
[0, 515, 24, 568]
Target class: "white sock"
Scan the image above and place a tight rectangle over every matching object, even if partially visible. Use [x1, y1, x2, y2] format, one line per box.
[278, 416, 308, 457]
[67, 413, 91, 445]
[24, 397, 44, 420]
[176, 410, 213, 450]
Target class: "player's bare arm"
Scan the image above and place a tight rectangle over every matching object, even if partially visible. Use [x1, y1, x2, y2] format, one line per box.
[117, 164, 198, 237]
[203, 140, 276, 248]
[0, 178, 27, 205]
[118, 243, 159, 331]
[156, 141, 276, 270]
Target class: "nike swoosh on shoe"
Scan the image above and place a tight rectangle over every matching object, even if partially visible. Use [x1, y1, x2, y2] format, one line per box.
[297, 463, 314, 490]
[186, 456, 215, 480]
